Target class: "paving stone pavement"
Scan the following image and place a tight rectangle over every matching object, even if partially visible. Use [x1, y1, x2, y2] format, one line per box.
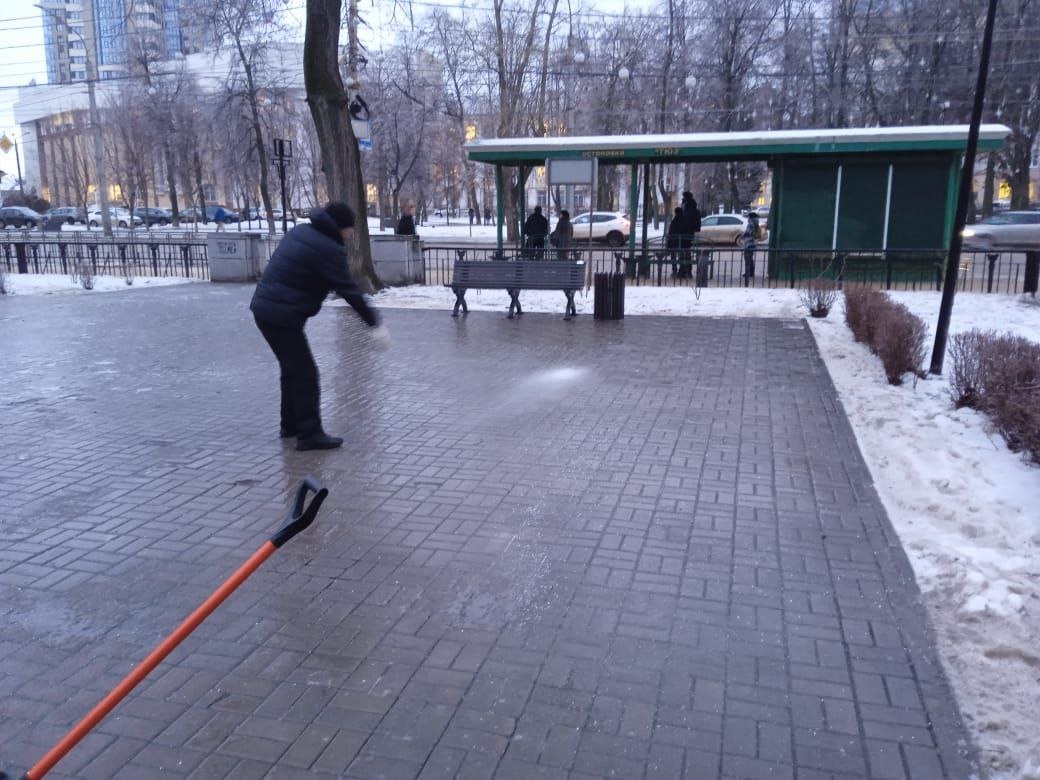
[0, 284, 975, 779]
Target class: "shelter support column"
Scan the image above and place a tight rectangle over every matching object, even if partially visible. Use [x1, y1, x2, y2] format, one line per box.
[496, 165, 504, 252]
[628, 164, 639, 253]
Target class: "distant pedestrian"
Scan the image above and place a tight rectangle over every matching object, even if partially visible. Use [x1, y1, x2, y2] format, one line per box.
[250, 201, 389, 451]
[550, 210, 574, 260]
[214, 205, 228, 231]
[468, 208, 475, 225]
[523, 205, 549, 254]
[395, 204, 416, 236]
[680, 192, 701, 276]
[742, 211, 760, 283]
[484, 207, 492, 225]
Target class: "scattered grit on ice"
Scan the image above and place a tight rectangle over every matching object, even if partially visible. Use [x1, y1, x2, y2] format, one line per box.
[370, 284, 1040, 778]
[10, 275, 1038, 774]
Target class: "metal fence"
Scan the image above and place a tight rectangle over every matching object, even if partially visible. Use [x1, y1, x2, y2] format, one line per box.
[1, 232, 209, 279]
[423, 244, 1037, 295]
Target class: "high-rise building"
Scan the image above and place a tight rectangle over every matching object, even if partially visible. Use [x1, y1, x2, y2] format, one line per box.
[40, 0, 192, 84]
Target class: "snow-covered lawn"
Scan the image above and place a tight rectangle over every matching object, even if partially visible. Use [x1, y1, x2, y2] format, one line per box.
[0, 273, 199, 296]
[369, 283, 1040, 779]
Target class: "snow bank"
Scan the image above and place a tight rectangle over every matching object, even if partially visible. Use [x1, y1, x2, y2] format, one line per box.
[0, 273, 199, 296]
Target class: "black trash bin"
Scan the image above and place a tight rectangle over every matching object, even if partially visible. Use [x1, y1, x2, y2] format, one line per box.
[594, 272, 625, 319]
[1024, 251, 1039, 296]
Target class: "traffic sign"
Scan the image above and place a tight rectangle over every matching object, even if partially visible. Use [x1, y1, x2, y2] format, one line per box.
[359, 138, 372, 152]
[0, 134, 13, 154]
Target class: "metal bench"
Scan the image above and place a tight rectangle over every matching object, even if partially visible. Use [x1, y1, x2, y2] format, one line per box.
[447, 259, 585, 319]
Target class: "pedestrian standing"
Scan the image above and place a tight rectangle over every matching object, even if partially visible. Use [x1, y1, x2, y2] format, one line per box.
[742, 211, 760, 284]
[523, 205, 549, 255]
[395, 204, 416, 236]
[550, 210, 574, 260]
[250, 201, 390, 451]
[214, 205, 227, 232]
[680, 192, 701, 277]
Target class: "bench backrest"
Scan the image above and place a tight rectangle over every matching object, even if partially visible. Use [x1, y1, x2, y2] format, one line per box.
[452, 259, 584, 290]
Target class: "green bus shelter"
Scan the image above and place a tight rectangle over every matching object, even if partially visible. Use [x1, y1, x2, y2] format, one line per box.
[465, 125, 1009, 254]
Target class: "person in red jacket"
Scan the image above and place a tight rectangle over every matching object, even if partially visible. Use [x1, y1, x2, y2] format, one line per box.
[250, 201, 389, 451]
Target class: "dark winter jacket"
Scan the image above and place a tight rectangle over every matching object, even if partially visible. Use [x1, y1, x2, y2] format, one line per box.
[396, 214, 416, 235]
[250, 208, 379, 329]
[681, 196, 701, 235]
[524, 211, 549, 245]
[666, 213, 683, 248]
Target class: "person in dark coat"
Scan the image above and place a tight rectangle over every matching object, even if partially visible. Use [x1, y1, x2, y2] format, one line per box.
[250, 201, 388, 451]
[550, 209, 574, 260]
[395, 204, 416, 236]
[523, 205, 549, 253]
[679, 192, 701, 277]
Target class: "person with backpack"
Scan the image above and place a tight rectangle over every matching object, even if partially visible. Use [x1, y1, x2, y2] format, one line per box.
[550, 210, 574, 260]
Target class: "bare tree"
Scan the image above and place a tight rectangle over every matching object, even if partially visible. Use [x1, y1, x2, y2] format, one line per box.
[304, 0, 379, 287]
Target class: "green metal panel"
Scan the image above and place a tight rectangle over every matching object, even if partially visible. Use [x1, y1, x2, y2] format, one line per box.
[836, 163, 889, 250]
[775, 161, 838, 249]
[887, 160, 951, 249]
[628, 164, 639, 252]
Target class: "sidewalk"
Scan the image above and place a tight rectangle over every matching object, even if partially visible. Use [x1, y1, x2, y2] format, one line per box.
[0, 285, 973, 778]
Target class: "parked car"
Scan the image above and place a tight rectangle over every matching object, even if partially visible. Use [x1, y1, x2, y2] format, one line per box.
[0, 205, 44, 229]
[243, 206, 294, 223]
[44, 206, 86, 225]
[133, 207, 172, 226]
[962, 211, 1040, 251]
[569, 211, 631, 246]
[87, 207, 143, 229]
[179, 205, 240, 224]
[696, 213, 751, 245]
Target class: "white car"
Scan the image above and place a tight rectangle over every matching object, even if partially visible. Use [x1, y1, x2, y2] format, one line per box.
[697, 213, 751, 245]
[962, 211, 1040, 251]
[569, 211, 630, 246]
[87, 208, 143, 229]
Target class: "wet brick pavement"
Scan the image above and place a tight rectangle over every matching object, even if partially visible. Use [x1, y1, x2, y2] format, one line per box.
[0, 284, 974, 778]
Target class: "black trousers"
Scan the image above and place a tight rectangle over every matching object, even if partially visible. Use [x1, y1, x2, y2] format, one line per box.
[254, 317, 322, 437]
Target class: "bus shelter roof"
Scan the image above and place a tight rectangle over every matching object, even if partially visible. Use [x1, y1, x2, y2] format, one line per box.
[465, 125, 1010, 166]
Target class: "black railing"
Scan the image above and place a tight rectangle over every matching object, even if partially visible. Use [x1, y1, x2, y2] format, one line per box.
[423, 244, 1034, 295]
[1, 232, 209, 279]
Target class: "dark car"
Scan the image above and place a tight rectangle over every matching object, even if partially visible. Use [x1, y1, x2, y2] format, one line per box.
[0, 206, 44, 229]
[44, 206, 86, 224]
[133, 207, 172, 226]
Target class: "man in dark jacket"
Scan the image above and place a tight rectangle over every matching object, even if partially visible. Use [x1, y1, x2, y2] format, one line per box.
[680, 192, 702, 277]
[395, 204, 416, 236]
[250, 202, 387, 451]
[523, 205, 549, 252]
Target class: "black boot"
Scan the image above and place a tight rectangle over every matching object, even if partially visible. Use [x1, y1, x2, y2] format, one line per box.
[296, 432, 343, 451]
[280, 426, 297, 438]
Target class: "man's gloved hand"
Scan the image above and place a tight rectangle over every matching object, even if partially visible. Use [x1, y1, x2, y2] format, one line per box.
[369, 324, 391, 349]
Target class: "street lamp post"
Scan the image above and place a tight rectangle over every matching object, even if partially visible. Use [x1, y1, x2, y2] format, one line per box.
[37, 3, 112, 236]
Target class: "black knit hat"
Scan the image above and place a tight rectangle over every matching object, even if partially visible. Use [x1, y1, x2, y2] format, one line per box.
[324, 201, 356, 229]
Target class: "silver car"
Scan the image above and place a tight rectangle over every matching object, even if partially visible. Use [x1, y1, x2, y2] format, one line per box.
[962, 211, 1040, 251]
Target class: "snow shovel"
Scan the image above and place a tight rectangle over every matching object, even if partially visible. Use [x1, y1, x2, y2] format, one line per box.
[1, 476, 329, 780]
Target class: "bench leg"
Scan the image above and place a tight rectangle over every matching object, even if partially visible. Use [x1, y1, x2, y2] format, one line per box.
[508, 289, 522, 318]
[452, 288, 468, 317]
[564, 291, 576, 320]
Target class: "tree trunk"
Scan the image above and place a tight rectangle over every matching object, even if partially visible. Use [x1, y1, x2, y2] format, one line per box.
[982, 152, 996, 219]
[165, 144, 180, 227]
[303, 0, 379, 289]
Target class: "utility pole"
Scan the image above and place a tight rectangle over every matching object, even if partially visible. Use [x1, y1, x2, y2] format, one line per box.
[929, 0, 999, 375]
[37, 3, 111, 235]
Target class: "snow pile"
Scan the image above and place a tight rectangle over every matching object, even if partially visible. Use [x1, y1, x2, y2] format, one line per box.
[371, 283, 1040, 777]
[0, 273, 198, 296]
